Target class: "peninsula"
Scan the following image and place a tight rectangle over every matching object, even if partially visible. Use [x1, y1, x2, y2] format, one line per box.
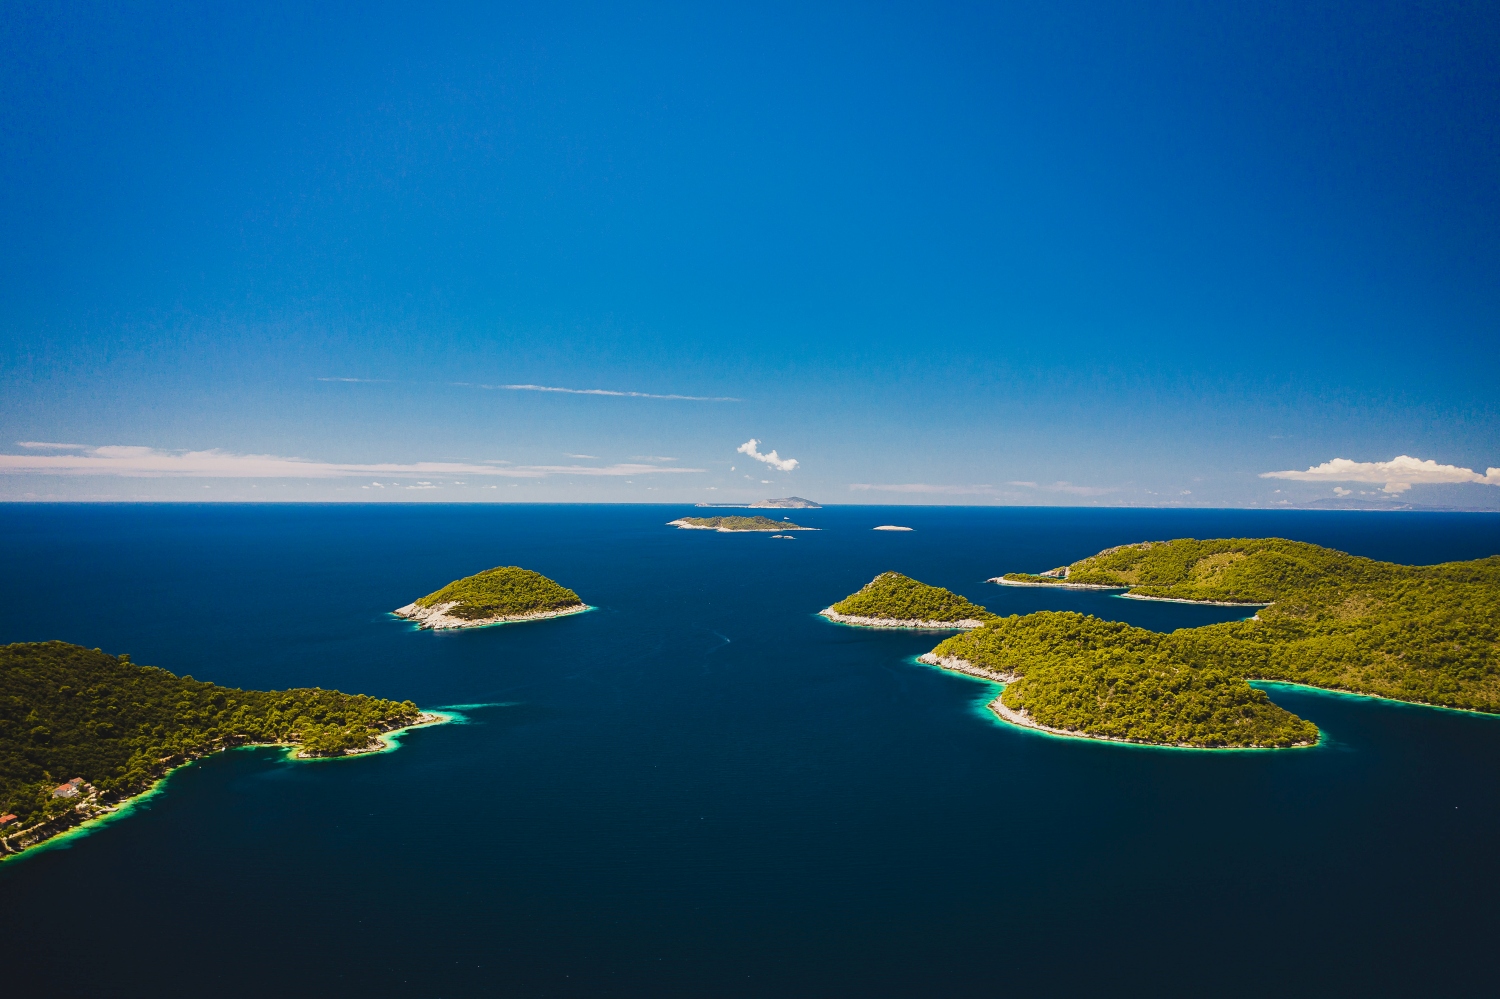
[1, 641, 442, 859]
[920, 537, 1500, 748]
[394, 566, 588, 630]
[821, 571, 995, 629]
[669, 516, 815, 532]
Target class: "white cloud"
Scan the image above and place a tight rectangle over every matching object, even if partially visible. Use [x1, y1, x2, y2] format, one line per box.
[1002, 480, 1118, 496]
[1262, 455, 1500, 494]
[564, 453, 599, 459]
[852, 480, 1116, 497]
[17, 441, 89, 450]
[631, 455, 677, 462]
[737, 439, 798, 472]
[0, 444, 706, 480]
[316, 377, 390, 383]
[458, 382, 738, 402]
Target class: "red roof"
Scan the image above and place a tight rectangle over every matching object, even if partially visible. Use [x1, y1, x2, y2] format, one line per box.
[0, 814, 16, 824]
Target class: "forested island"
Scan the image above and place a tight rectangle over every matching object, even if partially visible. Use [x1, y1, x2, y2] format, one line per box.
[1, 641, 439, 858]
[394, 566, 588, 630]
[919, 538, 1500, 748]
[669, 516, 815, 532]
[821, 572, 995, 629]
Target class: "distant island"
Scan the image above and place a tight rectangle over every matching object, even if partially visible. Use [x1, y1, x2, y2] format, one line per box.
[821, 572, 995, 629]
[694, 497, 822, 509]
[919, 537, 1500, 749]
[394, 566, 588, 630]
[669, 516, 816, 532]
[1, 641, 442, 859]
[873, 525, 912, 531]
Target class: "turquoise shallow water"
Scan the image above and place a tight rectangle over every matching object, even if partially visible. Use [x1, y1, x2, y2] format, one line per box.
[2, 504, 1499, 997]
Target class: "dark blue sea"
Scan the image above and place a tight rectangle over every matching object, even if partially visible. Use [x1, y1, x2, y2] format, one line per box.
[3, 504, 1499, 997]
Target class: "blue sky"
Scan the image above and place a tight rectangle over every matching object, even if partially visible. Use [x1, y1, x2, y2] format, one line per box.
[2, 1, 1497, 506]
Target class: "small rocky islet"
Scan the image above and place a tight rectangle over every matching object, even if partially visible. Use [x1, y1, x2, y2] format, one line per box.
[667, 515, 815, 532]
[820, 572, 994, 629]
[394, 565, 588, 630]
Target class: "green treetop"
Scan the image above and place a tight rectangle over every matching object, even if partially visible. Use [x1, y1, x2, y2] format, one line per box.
[930, 538, 1500, 747]
[413, 566, 583, 620]
[1, 641, 423, 828]
[830, 572, 995, 622]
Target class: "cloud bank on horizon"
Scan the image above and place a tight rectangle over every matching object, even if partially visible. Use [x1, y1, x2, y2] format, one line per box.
[1262, 455, 1500, 494]
[737, 439, 798, 472]
[0, 443, 704, 479]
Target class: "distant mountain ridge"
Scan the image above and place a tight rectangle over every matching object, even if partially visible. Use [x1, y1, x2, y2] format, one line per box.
[695, 496, 821, 509]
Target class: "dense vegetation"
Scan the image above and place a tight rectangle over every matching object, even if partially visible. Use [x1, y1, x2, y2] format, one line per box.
[675, 516, 808, 531]
[1, 642, 422, 828]
[1003, 537, 1364, 603]
[935, 538, 1500, 746]
[830, 572, 996, 623]
[414, 566, 583, 620]
[931, 613, 1318, 747]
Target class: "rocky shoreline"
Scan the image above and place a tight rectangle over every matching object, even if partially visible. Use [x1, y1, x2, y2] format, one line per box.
[1, 712, 451, 860]
[393, 601, 590, 630]
[913, 654, 1315, 750]
[989, 576, 1126, 590]
[1117, 593, 1271, 607]
[984, 697, 1315, 749]
[668, 519, 816, 532]
[915, 653, 1016, 682]
[819, 609, 989, 630]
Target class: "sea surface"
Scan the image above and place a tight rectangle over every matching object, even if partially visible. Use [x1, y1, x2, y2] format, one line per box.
[3, 504, 1499, 997]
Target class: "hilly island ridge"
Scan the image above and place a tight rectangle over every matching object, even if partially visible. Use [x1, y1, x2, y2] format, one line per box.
[882, 537, 1500, 749]
[669, 516, 815, 532]
[821, 572, 995, 629]
[394, 566, 588, 630]
[694, 496, 822, 509]
[1, 641, 442, 859]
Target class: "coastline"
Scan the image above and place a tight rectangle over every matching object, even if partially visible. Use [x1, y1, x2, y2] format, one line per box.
[288, 710, 452, 760]
[819, 609, 989, 630]
[1, 711, 454, 863]
[983, 696, 1320, 751]
[990, 576, 1269, 608]
[990, 577, 1126, 591]
[668, 519, 817, 532]
[1248, 679, 1500, 718]
[1117, 593, 1270, 607]
[911, 654, 1320, 751]
[393, 601, 592, 631]
[915, 652, 1015, 683]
